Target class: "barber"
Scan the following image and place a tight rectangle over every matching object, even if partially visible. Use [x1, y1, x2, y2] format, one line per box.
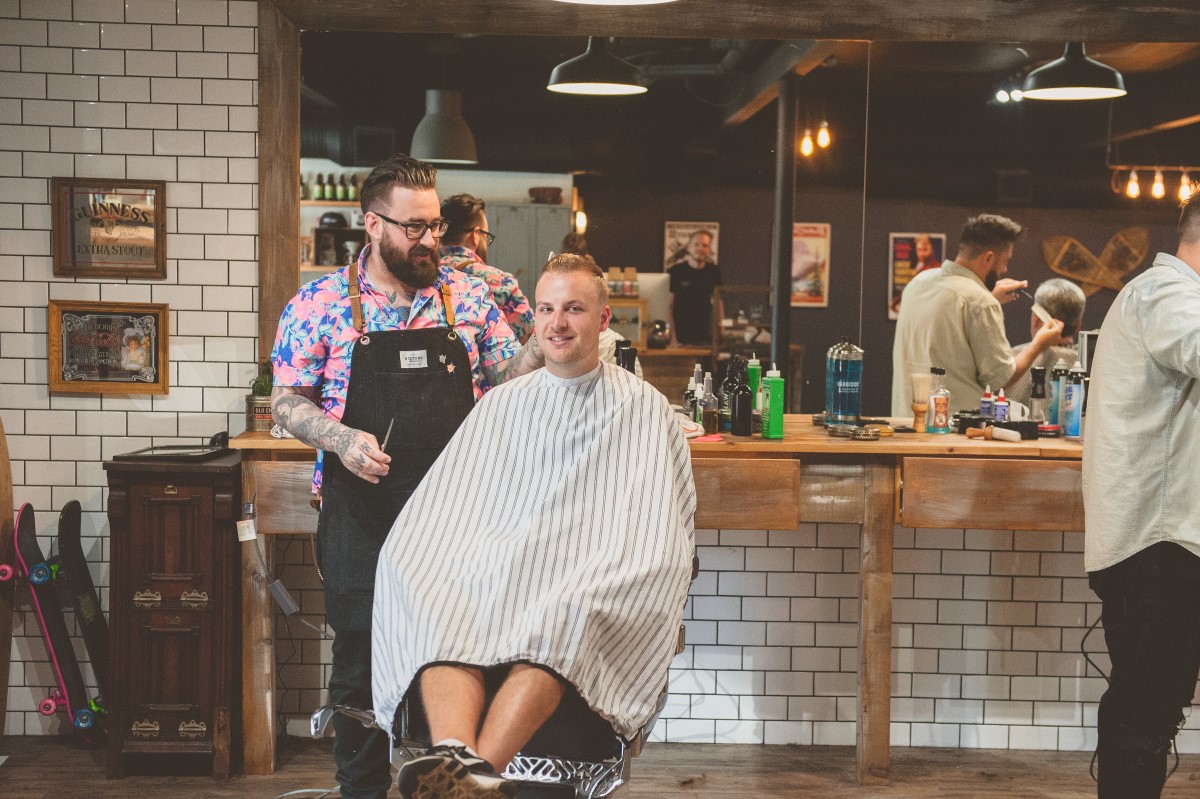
[270, 153, 543, 799]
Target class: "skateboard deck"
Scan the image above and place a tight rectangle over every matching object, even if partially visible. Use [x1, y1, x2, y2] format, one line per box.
[53, 500, 109, 704]
[4, 503, 97, 731]
[0, 419, 14, 734]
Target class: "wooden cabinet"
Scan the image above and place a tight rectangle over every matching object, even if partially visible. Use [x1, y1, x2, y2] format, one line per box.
[103, 452, 242, 779]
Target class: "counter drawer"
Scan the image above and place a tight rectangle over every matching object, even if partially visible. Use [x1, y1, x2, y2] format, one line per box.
[901, 457, 1083, 532]
[692, 457, 801, 530]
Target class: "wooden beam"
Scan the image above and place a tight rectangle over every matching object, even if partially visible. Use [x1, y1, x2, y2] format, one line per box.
[723, 41, 838, 127]
[258, 0, 301, 364]
[274, 0, 1200, 43]
[857, 457, 895, 785]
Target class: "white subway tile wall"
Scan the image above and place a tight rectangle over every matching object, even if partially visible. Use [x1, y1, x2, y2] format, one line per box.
[4, 0, 1199, 757]
[1, 0, 259, 735]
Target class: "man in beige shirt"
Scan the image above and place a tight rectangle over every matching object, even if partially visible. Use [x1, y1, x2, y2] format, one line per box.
[891, 214, 1064, 417]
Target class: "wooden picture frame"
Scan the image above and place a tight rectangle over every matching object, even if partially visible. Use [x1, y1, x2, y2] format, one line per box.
[47, 300, 170, 395]
[51, 177, 166, 280]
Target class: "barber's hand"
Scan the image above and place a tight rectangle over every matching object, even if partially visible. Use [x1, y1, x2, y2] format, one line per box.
[336, 429, 390, 484]
[992, 278, 1027, 304]
[1032, 318, 1066, 350]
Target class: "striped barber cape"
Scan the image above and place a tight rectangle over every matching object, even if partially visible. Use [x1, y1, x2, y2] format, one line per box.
[371, 362, 696, 740]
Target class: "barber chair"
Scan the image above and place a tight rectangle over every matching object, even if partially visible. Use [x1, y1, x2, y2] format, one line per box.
[310, 553, 700, 798]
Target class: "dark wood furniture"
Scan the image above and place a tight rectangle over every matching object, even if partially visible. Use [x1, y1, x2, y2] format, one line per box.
[104, 451, 242, 779]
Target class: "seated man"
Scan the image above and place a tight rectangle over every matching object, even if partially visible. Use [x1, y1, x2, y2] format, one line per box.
[371, 253, 696, 799]
[1006, 277, 1086, 406]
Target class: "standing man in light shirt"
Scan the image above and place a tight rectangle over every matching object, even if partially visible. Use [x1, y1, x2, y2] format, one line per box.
[891, 214, 1064, 416]
[1083, 195, 1200, 799]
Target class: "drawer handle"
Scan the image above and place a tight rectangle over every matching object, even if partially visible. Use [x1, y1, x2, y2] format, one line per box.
[180, 590, 209, 609]
[179, 720, 207, 739]
[164, 484, 178, 495]
[145, 703, 194, 712]
[143, 625, 201, 635]
[147, 572, 201, 583]
[131, 719, 160, 738]
[133, 590, 161, 608]
[163, 615, 181, 625]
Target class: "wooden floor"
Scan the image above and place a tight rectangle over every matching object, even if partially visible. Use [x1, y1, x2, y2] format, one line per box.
[1, 736, 1197, 798]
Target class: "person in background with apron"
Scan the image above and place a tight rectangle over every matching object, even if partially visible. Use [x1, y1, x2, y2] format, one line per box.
[270, 153, 546, 799]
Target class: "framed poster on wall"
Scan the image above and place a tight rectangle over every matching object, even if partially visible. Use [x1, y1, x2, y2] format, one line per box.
[47, 300, 170, 395]
[791, 223, 831, 307]
[888, 232, 946, 320]
[663, 221, 719, 270]
[51, 177, 167, 280]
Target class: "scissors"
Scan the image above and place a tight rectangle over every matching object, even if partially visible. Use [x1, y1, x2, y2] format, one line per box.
[380, 418, 394, 451]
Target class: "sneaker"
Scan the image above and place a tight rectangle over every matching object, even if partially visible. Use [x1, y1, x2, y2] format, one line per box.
[397, 744, 517, 799]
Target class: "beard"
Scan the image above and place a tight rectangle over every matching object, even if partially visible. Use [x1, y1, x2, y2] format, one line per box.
[379, 234, 438, 288]
[984, 269, 999, 291]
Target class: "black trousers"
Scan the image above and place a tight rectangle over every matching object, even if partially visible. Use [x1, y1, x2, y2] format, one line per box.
[328, 629, 391, 799]
[1090, 541, 1200, 799]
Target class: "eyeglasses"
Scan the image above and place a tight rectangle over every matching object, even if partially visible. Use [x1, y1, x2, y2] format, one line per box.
[372, 211, 449, 240]
[471, 227, 497, 246]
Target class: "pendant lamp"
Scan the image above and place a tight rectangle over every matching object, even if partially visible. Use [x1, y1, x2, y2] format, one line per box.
[410, 89, 478, 164]
[1021, 43, 1126, 101]
[547, 38, 647, 96]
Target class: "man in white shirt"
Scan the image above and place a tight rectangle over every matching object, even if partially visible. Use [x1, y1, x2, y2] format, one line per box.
[1083, 196, 1200, 798]
[891, 214, 1064, 416]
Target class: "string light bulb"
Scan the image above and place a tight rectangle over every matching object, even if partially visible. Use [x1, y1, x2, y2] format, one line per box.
[1181, 173, 1194, 203]
[817, 121, 831, 148]
[1151, 170, 1166, 199]
[800, 129, 814, 157]
[1125, 170, 1140, 199]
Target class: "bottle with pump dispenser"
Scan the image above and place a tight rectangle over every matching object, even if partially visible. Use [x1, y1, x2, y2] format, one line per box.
[926, 367, 952, 434]
[824, 337, 864, 427]
[761, 364, 785, 439]
[1064, 361, 1085, 439]
[699, 372, 719, 434]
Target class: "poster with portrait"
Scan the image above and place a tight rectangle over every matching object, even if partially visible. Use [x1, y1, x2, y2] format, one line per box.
[663, 221, 719, 270]
[791, 223, 831, 307]
[47, 300, 170, 395]
[888, 232, 946, 320]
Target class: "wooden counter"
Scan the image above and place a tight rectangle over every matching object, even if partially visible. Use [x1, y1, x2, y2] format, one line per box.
[230, 418, 1084, 782]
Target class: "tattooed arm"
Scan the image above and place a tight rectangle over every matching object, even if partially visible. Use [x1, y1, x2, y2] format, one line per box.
[482, 334, 545, 387]
[271, 385, 390, 483]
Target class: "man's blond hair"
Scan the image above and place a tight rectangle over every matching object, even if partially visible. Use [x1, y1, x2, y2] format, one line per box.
[540, 253, 609, 305]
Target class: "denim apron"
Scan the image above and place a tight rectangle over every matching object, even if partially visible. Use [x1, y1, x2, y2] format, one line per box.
[318, 260, 475, 631]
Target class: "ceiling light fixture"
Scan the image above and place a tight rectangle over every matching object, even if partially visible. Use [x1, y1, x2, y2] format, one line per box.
[995, 89, 1010, 104]
[1125, 170, 1140, 199]
[547, 37, 647, 96]
[410, 89, 478, 165]
[1181, 173, 1194, 203]
[1151, 170, 1166, 199]
[799, 129, 814, 157]
[817, 121, 831, 149]
[1021, 43, 1127, 101]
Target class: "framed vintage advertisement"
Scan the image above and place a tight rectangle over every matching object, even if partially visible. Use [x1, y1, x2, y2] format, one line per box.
[48, 300, 170, 395]
[791, 223, 831, 307]
[51, 177, 166, 279]
[888, 232, 946, 320]
[663, 221, 719, 270]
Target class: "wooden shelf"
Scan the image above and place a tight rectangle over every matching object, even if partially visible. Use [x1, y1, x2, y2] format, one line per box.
[300, 199, 358, 207]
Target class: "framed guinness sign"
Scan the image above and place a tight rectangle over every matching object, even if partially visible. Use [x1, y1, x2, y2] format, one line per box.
[48, 300, 170, 395]
[51, 177, 166, 279]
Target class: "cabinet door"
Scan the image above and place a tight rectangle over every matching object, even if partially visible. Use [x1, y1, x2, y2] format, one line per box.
[124, 609, 215, 743]
[487, 204, 571, 301]
[127, 482, 215, 606]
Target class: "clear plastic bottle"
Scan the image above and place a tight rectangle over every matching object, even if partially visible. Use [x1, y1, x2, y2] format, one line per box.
[824, 337, 864, 427]
[926, 366, 952, 434]
[683, 375, 697, 415]
[1064, 361, 1086, 439]
[1049, 358, 1069, 427]
[699, 372, 719, 434]
[1029, 366, 1048, 422]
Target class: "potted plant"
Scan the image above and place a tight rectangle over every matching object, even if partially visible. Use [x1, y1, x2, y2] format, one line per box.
[246, 361, 274, 432]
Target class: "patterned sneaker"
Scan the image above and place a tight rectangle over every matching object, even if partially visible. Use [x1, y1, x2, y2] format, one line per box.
[397, 744, 517, 799]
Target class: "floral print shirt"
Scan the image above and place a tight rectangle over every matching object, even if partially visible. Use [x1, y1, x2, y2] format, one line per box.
[272, 244, 517, 491]
[440, 245, 534, 341]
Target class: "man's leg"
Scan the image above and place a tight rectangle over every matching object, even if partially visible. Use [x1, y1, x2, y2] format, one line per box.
[421, 664, 487, 750]
[1091, 542, 1200, 799]
[476, 663, 565, 770]
[329, 629, 392, 799]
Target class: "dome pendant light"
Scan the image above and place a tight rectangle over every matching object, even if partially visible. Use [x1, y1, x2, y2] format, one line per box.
[1022, 43, 1126, 101]
[548, 37, 647, 96]
[410, 89, 478, 165]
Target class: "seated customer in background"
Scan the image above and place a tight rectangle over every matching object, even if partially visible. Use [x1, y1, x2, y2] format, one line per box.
[1007, 278, 1086, 406]
[372, 254, 696, 799]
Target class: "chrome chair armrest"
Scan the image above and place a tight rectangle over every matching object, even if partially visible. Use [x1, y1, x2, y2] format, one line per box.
[310, 703, 378, 738]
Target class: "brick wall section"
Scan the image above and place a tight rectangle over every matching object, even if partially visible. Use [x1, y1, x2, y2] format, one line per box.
[0, 0, 258, 735]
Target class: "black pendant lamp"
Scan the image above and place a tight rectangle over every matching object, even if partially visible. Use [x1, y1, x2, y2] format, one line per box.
[547, 37, 647, 96]
[1021, 43, 1126, 101]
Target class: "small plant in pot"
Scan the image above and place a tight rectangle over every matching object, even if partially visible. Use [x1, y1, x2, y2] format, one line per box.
[246, 361, 274, 432]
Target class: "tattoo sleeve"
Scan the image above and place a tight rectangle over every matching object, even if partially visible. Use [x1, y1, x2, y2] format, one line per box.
[271, 385, 358, 460]
[484, 334, 544, 387]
